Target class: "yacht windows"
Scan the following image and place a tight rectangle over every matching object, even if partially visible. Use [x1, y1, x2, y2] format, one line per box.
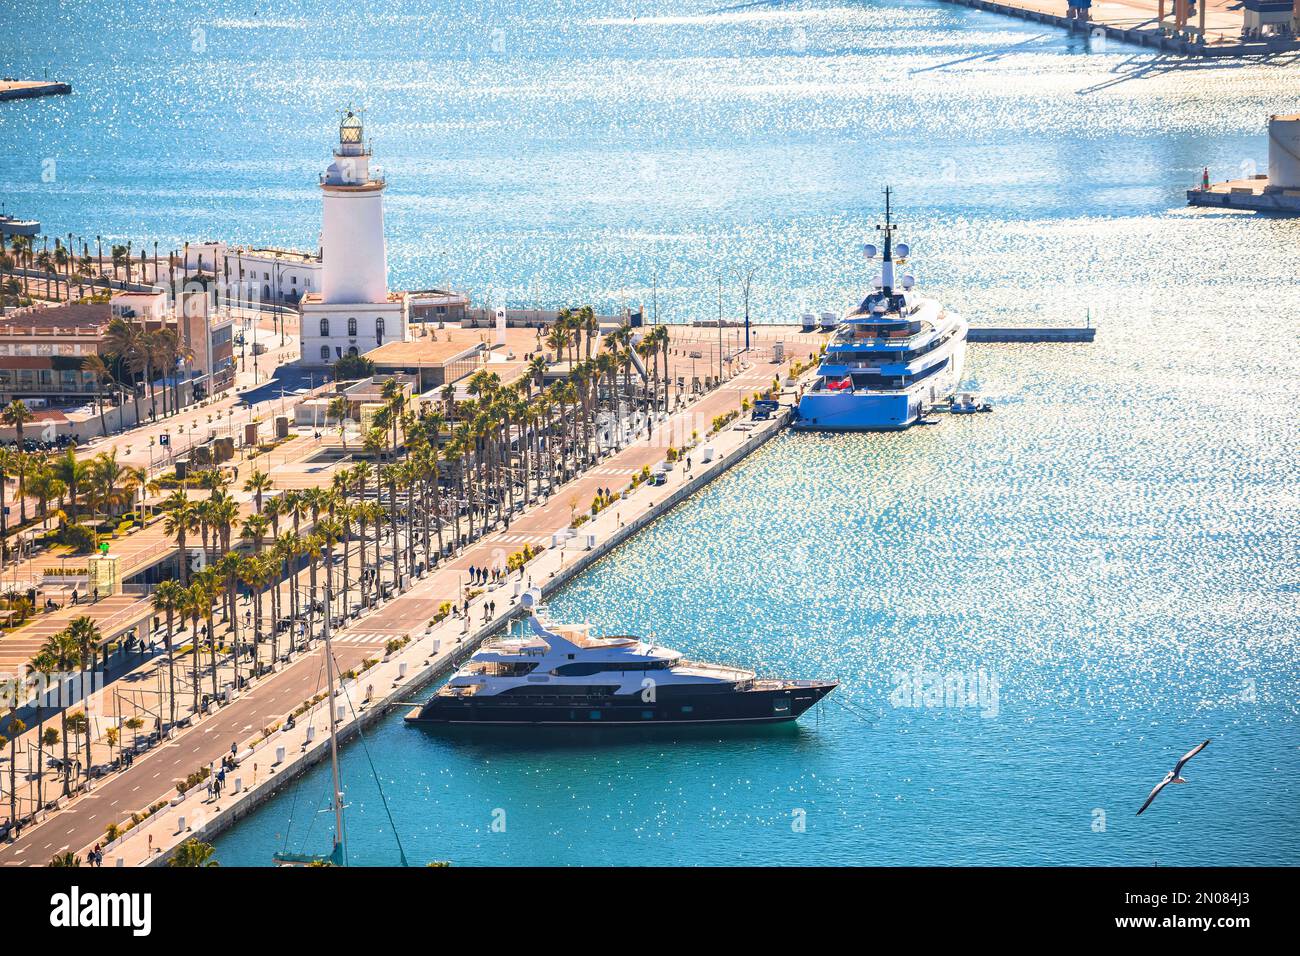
[552, 660, 671, 677]
[842, 358, 949, 391]
[467, 661, 538, 677]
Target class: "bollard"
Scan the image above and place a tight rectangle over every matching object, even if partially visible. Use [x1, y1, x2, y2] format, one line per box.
[305, 726, 316, 744]
[116, 857, 124, 867]
[275, 746, 286, 765]
[335, 703, 346, 722]
[233, 777, 242, 794]
[398, 661, 408, 679]
[176, 816, 185, 833]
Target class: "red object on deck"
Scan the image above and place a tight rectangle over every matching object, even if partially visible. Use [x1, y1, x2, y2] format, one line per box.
[827, 376, 852, 391]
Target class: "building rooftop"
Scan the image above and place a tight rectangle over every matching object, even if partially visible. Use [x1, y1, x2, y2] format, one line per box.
[368, 339, 483, 367]
[233, 246, 320, 264]
[110, 291, 166, 303]
[0, 302, 111, 335]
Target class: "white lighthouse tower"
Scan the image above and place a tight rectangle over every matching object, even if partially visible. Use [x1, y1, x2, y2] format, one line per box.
[301, 109, 407, 367]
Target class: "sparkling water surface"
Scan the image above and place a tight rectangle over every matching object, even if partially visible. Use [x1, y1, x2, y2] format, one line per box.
[2, 1, 1296, 865]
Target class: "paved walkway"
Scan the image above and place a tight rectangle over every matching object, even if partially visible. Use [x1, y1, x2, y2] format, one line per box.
[0, 345, 800, 865]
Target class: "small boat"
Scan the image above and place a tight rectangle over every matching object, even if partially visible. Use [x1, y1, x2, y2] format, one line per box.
[950, 392, 992, 414]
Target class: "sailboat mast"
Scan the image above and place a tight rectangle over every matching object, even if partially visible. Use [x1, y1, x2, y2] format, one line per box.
[322, 550, 347, 863]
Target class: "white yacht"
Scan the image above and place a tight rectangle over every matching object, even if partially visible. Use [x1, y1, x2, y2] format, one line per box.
[406, 591, 836, 726]
[795, 190, 968, 431]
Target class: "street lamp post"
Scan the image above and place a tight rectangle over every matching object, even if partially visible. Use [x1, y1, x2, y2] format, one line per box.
[741, 267, 756, 353]
[716, 277, 723, 386]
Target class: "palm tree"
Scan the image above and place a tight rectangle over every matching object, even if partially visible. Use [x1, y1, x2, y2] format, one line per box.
[162, 490, 198, 586]
[66, 616, 103, 780]
[2, 401, 35, 519]
[191, 567, 224, 702]
[28, 461, 65, 530]
[79, 354, 114, 436]
[328, 395, 349, 449]
[121, 464, 158, 518]
[48, 852, 81, 867]
[105, 316, 146, 422]
[28, 650, 58, 811]
[52, 446, 88, 524]
[242, 469, 273, 514]
[168, 838, 219, 867]
[179, 582, 205, 716]
[1, 700, 26, 826]
[215, 551, 244, 686]
[39, 629, 79, 795]
[152, 580, 184, 729]
[237, 553, 273, 676]
[3, 399, 34, 447]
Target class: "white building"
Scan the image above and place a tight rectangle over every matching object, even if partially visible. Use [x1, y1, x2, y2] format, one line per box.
[179, 241, 323, 307]
[299, 110, 408, 366]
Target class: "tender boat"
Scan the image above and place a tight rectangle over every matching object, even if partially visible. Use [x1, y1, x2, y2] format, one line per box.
[406, 591, 836, 726]
[795, 189, 968, 431]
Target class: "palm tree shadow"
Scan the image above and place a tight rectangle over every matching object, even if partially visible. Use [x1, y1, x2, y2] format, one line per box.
[1076, 49, 1300, 95]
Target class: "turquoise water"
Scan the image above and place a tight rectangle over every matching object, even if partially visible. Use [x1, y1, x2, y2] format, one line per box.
[3, 1, 1297, 864]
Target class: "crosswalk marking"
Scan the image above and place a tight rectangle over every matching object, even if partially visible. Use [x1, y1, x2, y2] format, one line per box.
[329, 633, 391, 645]
[488, 533, 550, 545]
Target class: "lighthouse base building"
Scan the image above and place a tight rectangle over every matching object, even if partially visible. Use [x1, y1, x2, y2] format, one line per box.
[302, 292, 408, 365]
[300, 109, 409, 367]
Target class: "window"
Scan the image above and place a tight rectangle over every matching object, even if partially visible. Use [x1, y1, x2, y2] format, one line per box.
[320, 345, 330, 361]
[319, 317, 330, 337]
[375, 317, 384, 344]
[347, 346, 358, 357]
[347, 317, 357, 337]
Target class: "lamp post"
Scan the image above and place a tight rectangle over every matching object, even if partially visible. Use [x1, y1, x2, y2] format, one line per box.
[740, 267, 755, 353]
[715, 277, 723, 386]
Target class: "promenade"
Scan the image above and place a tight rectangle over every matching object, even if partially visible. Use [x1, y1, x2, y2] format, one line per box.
[0, 331, 811, 865]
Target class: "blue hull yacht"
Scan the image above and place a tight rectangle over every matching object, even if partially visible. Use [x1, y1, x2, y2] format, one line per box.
[796, 190, 967, 431]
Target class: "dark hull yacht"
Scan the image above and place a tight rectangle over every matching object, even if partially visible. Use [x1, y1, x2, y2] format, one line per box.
[406, 591, 836, 727]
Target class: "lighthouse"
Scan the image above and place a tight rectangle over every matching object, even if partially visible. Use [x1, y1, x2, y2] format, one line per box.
[300, 109, 407, 367]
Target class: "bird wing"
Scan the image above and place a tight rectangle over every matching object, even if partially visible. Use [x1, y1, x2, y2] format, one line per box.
[1137, 772, 1174, 815]
[1173, 739, 1211, 777]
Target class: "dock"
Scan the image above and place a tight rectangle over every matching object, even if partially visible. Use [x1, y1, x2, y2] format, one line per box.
[968, 327, 1096, 342]
[937, 0, 1300, 57]
[1188, 177, 1300, 212]
[1188, 115, 1300, 213]
[0, 80, 72, 102]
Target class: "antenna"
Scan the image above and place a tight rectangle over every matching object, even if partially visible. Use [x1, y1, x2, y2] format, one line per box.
[876, 187, 898, 293]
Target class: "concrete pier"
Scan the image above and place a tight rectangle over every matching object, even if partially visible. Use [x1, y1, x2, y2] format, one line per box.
[968, 327, 1096, 342]
[1188, 178, 1300, 212]
[937, 0, 1300, 57]
[0, 80, 72, 102]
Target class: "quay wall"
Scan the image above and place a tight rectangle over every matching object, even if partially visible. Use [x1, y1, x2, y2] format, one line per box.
[1186, 187, 1300, 214]
[0, 82, 72, 101]
[140, 407, 793, 864]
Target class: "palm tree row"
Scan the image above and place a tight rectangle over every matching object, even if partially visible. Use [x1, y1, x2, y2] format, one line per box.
[133, 322, 664, 732]
[0, 438, 158, 565]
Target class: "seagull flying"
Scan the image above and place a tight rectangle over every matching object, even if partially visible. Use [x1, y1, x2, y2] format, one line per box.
[1137, 739, 1211, 816]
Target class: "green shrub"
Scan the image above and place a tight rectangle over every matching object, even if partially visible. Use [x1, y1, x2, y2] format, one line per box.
[60, 523, 99, 553]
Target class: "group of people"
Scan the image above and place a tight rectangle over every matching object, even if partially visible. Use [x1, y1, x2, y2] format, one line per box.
[206, 743, 243, 801]
[466, 564, 505, 586]
[86, 844, 106, 866]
